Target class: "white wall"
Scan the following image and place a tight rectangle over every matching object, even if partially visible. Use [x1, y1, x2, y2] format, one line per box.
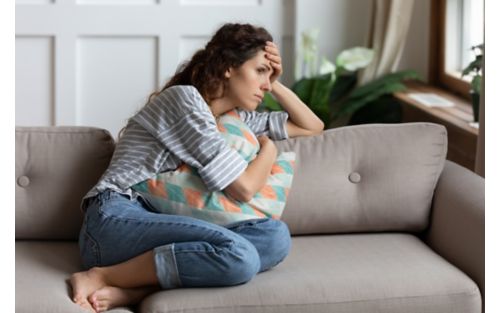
[295, 0, 373, 67]
[15, 0, 291, 138]
[15, 0, 431, 137]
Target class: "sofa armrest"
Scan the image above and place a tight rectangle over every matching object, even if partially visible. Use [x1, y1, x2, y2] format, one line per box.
[423, 160, 484, 308]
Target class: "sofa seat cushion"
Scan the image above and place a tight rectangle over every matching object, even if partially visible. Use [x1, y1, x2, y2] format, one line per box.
[140, 234, 480, 313]
[15, 241, 133, 313]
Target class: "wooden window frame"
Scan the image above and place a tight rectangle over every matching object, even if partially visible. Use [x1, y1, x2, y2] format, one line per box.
[429, 0, 472, 100]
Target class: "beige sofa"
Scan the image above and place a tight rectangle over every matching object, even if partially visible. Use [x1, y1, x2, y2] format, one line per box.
[15, 123, 484, 313]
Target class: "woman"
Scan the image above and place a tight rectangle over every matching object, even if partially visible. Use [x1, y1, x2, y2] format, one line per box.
[70, 23, 324, 312]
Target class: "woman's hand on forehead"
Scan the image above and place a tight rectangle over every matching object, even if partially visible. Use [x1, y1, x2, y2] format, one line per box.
[264, 41, 282, 84]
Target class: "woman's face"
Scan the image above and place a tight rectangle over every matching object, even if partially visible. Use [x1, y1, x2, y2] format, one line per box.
[224, 50, 273, 111]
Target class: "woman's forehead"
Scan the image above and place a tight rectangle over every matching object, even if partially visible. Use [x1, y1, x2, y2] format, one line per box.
[246, 50, 270, 66]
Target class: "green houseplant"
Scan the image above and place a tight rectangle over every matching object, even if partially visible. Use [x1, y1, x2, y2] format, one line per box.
[461, 44, 483, 122]
[259, 29, 372, 124]
[260, 29, 420, 128]
[331, 69, 419, 125]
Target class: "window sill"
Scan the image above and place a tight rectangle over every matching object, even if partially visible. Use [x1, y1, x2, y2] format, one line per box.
[394, 81, 478, 171]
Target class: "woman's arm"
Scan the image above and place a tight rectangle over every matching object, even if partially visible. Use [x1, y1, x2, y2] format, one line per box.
[224, 136, 276, 202]
[264, 42, 324, 138]
[270, 81, 324, 137]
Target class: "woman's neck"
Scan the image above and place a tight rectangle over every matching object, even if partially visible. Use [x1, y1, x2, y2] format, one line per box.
[207, 96, 235, 118]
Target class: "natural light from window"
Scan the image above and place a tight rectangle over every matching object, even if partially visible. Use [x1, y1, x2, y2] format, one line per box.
[445, 0, 484, 81]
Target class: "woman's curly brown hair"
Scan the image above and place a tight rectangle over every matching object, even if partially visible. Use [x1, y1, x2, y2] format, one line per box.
[150, 23, 273, 103]
[118, 23, 273, 138]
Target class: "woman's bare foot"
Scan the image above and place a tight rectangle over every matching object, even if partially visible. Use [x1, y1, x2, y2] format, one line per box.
[70, 268, 107, 311]
[89, 286, 158, 312]
[78, 299, 96, 313]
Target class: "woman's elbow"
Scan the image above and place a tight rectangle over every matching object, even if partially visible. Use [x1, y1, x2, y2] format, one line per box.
[307, 119, 325, 134]
[228, 189, 253, 203]
[224, 178, 253, 203]
[237, 192, 253, 203]
[314, 121, 325, 133]
[308, 122, 325, 135]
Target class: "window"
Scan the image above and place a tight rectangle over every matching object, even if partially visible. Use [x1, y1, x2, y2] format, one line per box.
[431, 0, 484, 98]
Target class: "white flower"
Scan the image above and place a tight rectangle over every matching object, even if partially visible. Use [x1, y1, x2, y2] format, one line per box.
[336, 47, 374, 71]
[302, 28, 320, 53]
[296, 28, 320, 79]
[318, 57, 336, 77]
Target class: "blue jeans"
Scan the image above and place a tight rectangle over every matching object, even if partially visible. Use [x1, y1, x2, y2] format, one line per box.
[79, 190, 291, 289]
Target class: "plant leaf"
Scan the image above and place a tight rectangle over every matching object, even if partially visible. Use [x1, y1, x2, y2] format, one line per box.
[329, 73, 357, 104]
[333, 82, 407, 119]
[348, 95, 402, 125]
[471, 76, 482, 94]
[347, 70, 419, 100]
[310, 74, 335, 108]
[291, 78, 315, 103]
[462, 55, 483, 76]
[291, 74, 336, 125]
[259, 93, 282, 111]
[308, 74, 336, 125]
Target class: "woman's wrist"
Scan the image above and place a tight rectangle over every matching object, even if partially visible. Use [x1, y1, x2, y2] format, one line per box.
[259, 138, 277, 158]
[269, 81, 295, 110]
[270, 81, 285, 97]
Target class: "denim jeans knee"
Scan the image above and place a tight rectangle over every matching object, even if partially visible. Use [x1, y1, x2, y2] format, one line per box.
[79, 190, 264, 289]
[156, 233, 261, 289]
[220, 239, 261, 285]
[260, 219, 292, 271]
[227, 218, 292, 272]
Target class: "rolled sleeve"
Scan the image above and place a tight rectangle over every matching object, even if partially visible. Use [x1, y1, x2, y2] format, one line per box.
[238, 109, 289, 140]
[198, 146, 248, 191]
[268, 111, 289, 140]
[132, 85, 248, 192]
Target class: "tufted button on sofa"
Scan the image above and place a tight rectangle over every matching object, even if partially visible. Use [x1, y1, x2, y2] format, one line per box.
[17, 175, 31, 187]
[15, 123, 484, 313]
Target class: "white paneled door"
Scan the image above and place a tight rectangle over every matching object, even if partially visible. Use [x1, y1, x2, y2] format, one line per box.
[16, 0, 294, 138]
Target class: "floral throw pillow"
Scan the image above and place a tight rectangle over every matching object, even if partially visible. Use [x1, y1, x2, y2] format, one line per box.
[131, 109, 296, 226]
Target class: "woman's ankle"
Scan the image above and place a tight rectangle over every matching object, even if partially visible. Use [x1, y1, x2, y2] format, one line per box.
[88, 266, 110, 286]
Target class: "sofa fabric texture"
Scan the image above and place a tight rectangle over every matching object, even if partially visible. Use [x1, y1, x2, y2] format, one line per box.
[15, 127, 115, 240]
[16, 235, 480, 313]
[275, 123, 447, 235]
[15, 123, 483, 313]
[139, 234, 479, 313]
[424, 161, 485, 308]
[16, 242, 133, 313]
[15, 123, 447, 240]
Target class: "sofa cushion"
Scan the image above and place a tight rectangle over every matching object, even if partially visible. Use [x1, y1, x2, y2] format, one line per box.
[275, 123, 447, 235]
[15, 241, 134, 313]
[140, 234, 480, 313]
[15, 127, 115, 240]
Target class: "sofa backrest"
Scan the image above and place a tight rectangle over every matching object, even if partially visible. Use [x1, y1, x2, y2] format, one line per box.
[15, 123, 447, 240]
[276, 123, 447, 235]
[15, 127, 115, 240]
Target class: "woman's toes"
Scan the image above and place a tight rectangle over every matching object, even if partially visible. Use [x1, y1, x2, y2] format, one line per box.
[91, 300, 101, 312]
[89, 290, 109, 312]
[79, 299, 96, 312]
[74, 296, 90, 308]
[97, 303, 109, 313]
[90, 298, 103, 312]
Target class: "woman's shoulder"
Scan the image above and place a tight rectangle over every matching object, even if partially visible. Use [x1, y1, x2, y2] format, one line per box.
[162, 84, 197, 93]
[155, 85, 207, 112]
[159, 85, 201, 101]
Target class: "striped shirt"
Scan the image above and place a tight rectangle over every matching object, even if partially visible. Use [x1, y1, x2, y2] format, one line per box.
[83, 85, 289, 202]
